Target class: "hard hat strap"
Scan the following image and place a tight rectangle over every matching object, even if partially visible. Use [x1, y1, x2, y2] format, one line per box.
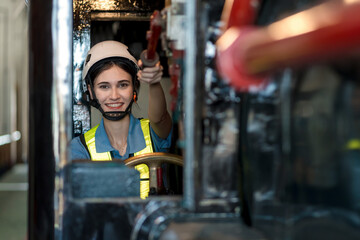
[99, 99, 134, 121]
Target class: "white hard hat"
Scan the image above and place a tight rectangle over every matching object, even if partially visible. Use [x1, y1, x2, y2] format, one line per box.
[82, 40, 139, 83]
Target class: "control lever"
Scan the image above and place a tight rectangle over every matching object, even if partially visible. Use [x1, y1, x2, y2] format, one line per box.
[140, 10, 162, 67]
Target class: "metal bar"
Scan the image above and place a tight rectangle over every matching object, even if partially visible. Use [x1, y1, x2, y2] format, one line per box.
[0, 131, 21, 146]
[91, 12, 151, 21]
[28, 0, 72, 238]
[52, 0, 73, 167]
[28, 0, 55, 238]
[51, 0, 73, 236]
[184, 0, 199, 211]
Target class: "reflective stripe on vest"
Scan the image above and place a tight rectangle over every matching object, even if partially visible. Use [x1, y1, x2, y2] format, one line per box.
[83, 119, 153, 199]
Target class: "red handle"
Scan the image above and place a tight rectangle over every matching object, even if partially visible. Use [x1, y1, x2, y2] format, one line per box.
[140, 10, 162, 67]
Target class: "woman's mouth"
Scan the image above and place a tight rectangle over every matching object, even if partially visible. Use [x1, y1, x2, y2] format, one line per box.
[105, 103, 123, 110]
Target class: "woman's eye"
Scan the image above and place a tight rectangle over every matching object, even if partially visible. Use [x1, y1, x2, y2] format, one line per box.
[98, 85, 109, 89]
[119, 82, 129, 88]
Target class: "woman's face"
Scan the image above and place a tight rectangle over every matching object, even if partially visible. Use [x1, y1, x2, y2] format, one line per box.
[91, 65, 134, 112]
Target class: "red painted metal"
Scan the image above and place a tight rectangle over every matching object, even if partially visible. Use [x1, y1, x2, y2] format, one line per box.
[156, 167, 164, 193]
[169, 62, 181, 112]
[221, 0, 260, 30]
[217, 0, 360, 92]
[216, 26, 268, 91]
[145, 10, 162, 61]
[168, 41, 184, 112]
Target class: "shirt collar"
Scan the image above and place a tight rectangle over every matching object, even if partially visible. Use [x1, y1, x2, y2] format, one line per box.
[94, 114, 146, 155]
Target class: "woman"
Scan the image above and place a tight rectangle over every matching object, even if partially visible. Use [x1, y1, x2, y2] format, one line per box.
[70, 40, 172, 198]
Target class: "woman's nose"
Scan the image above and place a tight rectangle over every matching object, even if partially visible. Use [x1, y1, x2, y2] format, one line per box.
[110, 88, 120, 99]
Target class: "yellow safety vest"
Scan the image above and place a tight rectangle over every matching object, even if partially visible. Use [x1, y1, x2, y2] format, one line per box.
[346, 139, 360, 150]
[83, 119, 154, 199]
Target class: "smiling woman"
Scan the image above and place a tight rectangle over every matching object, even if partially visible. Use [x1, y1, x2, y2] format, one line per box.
[69, 40, 173, 199]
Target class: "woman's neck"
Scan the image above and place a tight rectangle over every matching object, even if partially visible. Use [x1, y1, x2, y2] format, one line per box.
[103, 114, 130, 154]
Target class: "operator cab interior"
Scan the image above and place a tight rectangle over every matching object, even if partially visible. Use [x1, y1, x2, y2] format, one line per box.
[69, 15, 183, 200]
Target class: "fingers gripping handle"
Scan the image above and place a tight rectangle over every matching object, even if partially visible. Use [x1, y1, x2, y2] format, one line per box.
[140, 50, 160, 68]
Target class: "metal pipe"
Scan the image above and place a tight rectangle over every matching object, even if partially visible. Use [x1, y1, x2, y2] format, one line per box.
[216, 0, 360, 91]
[184, 0, 200, 211]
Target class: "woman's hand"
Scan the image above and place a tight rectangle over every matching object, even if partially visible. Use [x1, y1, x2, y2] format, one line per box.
[137, 60, 171, 139]
[137, 60, 163, 85]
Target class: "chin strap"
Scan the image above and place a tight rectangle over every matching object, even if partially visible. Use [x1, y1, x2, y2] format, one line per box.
[89, 98, 134, 121]
[100, 99, 134, 121]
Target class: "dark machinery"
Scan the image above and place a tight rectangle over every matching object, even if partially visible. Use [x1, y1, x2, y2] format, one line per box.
[28, 0, 360, 239]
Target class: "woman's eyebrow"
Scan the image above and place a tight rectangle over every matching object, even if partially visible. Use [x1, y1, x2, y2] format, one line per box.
[96, 79, 130, 85]
[96, 81, 110, 85]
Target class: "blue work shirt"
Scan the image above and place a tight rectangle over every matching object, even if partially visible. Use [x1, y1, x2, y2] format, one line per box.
[70, 114, 172, 161]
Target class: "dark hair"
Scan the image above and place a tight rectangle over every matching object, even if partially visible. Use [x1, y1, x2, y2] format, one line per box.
[88, 57, 140, 92]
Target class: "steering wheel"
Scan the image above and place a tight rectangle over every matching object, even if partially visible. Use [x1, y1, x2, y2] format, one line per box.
[124, 152, 183, 194]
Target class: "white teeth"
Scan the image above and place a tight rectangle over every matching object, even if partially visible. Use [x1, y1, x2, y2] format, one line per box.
[106, 103, 122, 107]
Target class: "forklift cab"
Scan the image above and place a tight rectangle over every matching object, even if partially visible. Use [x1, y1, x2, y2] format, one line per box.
[28, 0, 360, 240]
[62, 2, 185, 239]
